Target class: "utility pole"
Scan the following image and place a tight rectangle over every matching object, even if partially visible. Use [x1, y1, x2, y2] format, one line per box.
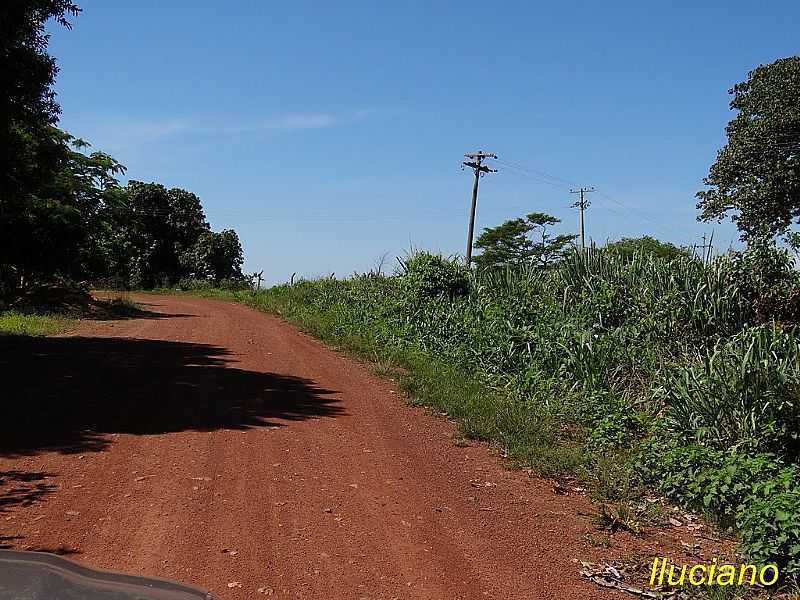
[463, 151, 497, 266]
[570, 187, 595, 251]
[691, 233, 713, 260]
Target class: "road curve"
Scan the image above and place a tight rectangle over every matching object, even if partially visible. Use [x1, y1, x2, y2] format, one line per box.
[0, 294, 632, 599]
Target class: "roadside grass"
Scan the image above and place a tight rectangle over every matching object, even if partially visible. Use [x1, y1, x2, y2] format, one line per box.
[1, 289, 146, 337]
[248, 289, 615, 482]
[0, 311, 72, 336]
[160, 286, 590, 480]
[145, 287, 699, 497]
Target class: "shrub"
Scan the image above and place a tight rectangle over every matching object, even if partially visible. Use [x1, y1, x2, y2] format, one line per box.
[397, 251, 470, 303]
[723, 242, 798, 304]
[176, 277, 252, 292]
[638, 441, 780, 520]
[659, 325, 800, 457]
[722, 242, 800, 325]
[637, 438, 800, 578]
[737, 471, 800, 579]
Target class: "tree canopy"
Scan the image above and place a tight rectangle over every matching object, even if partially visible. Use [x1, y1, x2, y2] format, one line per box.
[474, 212, 576, 270]
[697, 56, 800, 241]
[0, 1, 79, 124]
[0, 3, 247, 302]
[181, 230, 245, 283]
[86, 181, 245, 289]
[604, 236, 690, 261]
[1, 1, 80, 201]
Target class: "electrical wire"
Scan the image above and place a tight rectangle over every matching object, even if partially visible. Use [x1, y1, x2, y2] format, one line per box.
[495, 156, 680, 239]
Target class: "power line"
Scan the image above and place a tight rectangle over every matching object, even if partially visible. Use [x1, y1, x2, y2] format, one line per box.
[592, 189, 677, 240]
[497, 156, 676, 240]
[494, 158, 578, 188]
[493, 162, 565, 190]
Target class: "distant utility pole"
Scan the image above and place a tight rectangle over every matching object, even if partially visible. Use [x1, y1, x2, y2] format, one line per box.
[463, 151, 497, 266]
[570, 187, 595, 251]
[691, 233, 713, 259]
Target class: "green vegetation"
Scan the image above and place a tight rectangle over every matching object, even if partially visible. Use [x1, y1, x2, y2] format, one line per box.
[0, 292, 147, 337]
[0, 3, 247, 306]
[194, 244, 800, 583]
[88, 180, 245, 290]
[697, 56, 800, 241]
[604, 236, 691, 261]
[473, 211, 576, 270]
[0, 311, 72, 336]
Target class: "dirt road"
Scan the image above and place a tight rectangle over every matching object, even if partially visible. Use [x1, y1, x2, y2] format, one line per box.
[0, 295, 669, 599]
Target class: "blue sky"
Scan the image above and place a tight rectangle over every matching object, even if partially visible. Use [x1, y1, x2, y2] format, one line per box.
[49, 1, 800, 283]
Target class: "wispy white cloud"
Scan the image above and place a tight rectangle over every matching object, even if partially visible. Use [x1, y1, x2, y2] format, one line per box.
[68, 110, 371, 154]
[194, 112, 341, 135]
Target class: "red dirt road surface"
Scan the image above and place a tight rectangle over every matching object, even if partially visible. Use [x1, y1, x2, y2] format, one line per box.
[0, 295, 707, 599]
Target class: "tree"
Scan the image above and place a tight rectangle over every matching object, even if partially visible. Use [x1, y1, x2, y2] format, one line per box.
[0, 1, 79, 127]
[604, 236, 690, 261]
[99, 181, 210, 288]
[1, 127, 124, 300]
[474, 212, 576, 270]
[473, 217, 531, 269]
[87, 181, 250, 288]
[1, 1, 81, 199]
[526, 212, 577, 268]
[697, 57, 800, 241]
[0, 3, 249, 297]
[181, 230, 245, 283]
[0, 2, 91, 302]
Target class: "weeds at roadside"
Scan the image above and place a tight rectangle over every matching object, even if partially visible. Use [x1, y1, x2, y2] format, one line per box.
[596, 503, 644, 535]
[0, 289, 145, 337]
[584, 533, 613, 548]
[0, 311, 72, 336]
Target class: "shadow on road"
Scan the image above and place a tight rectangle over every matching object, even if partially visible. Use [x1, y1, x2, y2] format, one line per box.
[81, 301, 196, 321]
[9, 288, 193, 322]
[0, 471, 56, 515]
[0, 336, 343, 457]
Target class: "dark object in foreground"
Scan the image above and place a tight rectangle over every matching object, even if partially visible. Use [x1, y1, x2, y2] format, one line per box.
[0, 550, 212, 600]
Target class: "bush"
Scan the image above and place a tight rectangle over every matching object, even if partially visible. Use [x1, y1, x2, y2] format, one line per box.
[659, 325, 800, 457]
[176, 277, 252, 292]
[638, 441, 780, 520]
[637, 439, 800, 578]
[604, 236, 690, 261]
[397, 251, 470, 303]
[723, 242, 800, 324]
[738, 481, 800, 579]
[724, 242, 798, 304]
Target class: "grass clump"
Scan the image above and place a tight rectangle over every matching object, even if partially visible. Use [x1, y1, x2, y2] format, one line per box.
[0, 311, 72, 336]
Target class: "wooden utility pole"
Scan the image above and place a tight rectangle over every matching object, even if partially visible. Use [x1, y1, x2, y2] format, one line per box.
[570, 187, 595, 251]
[691, 233, 714, 260]
[463, 151, 497, 266]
